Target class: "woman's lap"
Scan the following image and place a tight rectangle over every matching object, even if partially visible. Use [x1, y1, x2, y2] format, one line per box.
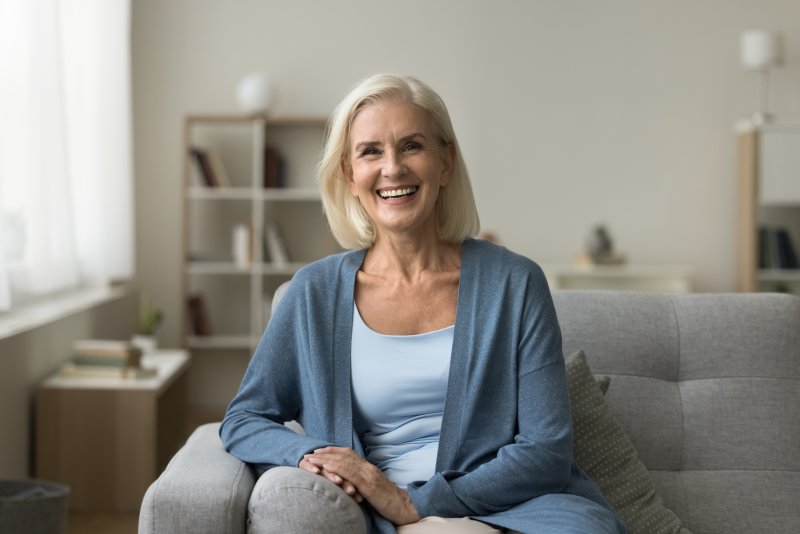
[248, 468, 623, 534]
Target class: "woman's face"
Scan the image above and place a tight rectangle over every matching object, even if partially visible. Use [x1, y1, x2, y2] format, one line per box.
[344, 100, 453, 242]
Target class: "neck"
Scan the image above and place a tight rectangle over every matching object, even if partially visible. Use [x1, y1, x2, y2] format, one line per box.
[364, 231, 460, 280]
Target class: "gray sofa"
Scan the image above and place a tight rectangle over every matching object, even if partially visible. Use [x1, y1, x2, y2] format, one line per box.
[140, 291, 800, 533]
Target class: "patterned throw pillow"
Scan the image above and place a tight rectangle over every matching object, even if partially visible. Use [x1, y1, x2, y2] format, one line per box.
[566, 350, 691, 534]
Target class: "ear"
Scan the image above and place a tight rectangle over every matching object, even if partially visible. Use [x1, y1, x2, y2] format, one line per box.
[341, 158, 358, 195]
[440, 143, 455, 187]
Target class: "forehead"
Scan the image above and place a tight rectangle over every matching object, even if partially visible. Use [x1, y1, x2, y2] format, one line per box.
[349, 100, 434, 142]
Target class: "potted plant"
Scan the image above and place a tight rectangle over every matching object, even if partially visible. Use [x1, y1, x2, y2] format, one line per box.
[132, 293, 163, 354]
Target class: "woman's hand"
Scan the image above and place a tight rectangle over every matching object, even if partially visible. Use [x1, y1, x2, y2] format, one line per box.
[298, 456, 363, 503]
[303, 446, 420, 526]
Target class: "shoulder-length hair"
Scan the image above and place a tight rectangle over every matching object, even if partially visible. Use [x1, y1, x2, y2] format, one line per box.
[318, 74, 480, 250]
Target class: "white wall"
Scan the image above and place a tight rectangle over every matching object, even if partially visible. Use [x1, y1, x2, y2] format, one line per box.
[0, 294, 137, 477]
[132, 0, 800, 405]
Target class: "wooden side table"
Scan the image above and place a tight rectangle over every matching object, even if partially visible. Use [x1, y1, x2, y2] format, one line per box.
[35, 350, 190, 512]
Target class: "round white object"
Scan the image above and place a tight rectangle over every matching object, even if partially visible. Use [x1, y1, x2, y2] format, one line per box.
[236, 72, 273, 114]
[741, 30, 780, 70]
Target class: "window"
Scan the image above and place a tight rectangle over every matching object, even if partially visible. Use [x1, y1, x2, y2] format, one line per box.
[0, 0, 133, 311]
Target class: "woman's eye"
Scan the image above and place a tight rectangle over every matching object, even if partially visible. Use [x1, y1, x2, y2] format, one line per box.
[403, 142, 422, 152]
[360, 147, 380, 157]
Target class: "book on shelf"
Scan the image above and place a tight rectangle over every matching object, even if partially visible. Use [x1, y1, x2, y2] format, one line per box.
[759, 226, 799, 270]
[206, 150, 231, 187]
[189, 147, 219, 187]
[187, 294, 213, 336]
[263, 147, 286, 188]
[263, 221, 290, 267]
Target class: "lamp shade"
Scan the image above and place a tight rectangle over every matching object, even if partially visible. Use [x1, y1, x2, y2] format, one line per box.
[236, 72, 273, 114]
[741, 30, 780, 70]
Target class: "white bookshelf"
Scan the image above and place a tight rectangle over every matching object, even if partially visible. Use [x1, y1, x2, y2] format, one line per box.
[736, 121, 800, 296]
[182, 115, 336, 353]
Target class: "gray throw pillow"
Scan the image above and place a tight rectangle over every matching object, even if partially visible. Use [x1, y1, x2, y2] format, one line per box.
[566, 350, 691, 534]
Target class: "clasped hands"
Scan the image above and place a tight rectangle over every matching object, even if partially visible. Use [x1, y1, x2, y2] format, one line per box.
[299, 446, 420, 526]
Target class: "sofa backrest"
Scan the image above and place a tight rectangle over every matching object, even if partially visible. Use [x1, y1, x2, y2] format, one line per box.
[553, 291, 800, 534]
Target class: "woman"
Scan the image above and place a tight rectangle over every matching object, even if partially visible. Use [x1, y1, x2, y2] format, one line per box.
[220, 74, 625, 534]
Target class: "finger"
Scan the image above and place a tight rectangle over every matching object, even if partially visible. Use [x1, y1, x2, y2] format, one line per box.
[298, 458, 320, 474]
[320, 469, 342, 485]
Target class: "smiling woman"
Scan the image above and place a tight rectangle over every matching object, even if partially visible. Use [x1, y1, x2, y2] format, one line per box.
[219, 74, 626, 534]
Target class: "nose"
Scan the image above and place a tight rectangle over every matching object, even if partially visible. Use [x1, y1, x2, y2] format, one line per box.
[381, 150, 406, 178]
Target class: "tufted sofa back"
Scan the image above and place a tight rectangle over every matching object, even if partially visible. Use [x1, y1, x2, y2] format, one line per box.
[553, 291, 800, 533]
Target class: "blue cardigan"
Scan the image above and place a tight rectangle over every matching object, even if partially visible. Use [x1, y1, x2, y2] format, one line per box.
[220, 239, 618, 533]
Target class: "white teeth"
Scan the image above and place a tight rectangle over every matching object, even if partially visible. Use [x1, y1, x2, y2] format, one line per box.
[379, 187, 418, 199]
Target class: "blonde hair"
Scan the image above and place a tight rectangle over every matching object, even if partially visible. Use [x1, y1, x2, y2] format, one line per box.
[318, 74, 480, 249]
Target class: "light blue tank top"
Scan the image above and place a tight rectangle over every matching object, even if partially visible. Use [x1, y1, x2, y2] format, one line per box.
[351, 303, 453, 487]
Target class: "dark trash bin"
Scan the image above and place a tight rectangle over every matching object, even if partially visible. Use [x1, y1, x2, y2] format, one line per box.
[0, 479, 69, 534]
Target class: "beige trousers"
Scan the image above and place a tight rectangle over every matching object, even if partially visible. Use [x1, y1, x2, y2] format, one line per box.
[397, 517, 503, 533]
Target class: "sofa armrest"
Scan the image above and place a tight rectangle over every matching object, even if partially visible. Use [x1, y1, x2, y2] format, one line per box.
[139, 423, 255, 534]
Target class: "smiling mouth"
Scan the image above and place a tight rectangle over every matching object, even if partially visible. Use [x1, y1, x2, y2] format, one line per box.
[377, 186, 418, 199]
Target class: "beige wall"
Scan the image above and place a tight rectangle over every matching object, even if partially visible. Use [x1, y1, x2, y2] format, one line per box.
[132, 0, 800, 406]
[0, 294, 137, 478]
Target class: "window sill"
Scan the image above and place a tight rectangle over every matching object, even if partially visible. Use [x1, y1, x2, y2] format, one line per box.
[0, 284, 130, 341]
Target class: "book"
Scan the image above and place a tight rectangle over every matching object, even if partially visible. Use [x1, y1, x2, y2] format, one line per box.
[263, 147, 284, 188]
[59, 361, 157, 379]
[71, 339, 142, 368]
[189, 147, 219, 187]
[776, 228, 799, 269]
[760, 226, 800, 270]
[263, 221, 289, 267]
[187, 294, 212, 336]
[206, 150, 231, 187]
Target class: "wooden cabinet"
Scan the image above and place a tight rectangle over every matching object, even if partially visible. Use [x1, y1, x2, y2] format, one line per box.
[736, 121, 800, 294]
[35, 350, 190, 512]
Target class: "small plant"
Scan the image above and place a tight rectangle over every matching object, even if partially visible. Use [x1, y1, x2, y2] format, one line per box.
[137, 293, 163, 336]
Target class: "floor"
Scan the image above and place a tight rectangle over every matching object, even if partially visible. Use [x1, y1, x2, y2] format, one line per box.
[69, 511, 139, 534]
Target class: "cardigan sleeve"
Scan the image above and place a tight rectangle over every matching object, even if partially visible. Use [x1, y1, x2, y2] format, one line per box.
[407, 265, 573, 517]
[219, 277, 332, 470]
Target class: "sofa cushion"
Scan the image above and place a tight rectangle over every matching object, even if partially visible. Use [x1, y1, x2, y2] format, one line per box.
[566, 350, 690, 534]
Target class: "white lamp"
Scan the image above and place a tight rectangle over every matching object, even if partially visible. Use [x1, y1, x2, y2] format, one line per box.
[236, 72, 274, 115]
[740, 30, 782, 124]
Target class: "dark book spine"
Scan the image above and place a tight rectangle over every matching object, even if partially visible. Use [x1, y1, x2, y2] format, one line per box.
[190, 148, 219, 187]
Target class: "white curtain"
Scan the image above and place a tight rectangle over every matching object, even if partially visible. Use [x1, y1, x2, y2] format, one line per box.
[0, 0, 134, 311]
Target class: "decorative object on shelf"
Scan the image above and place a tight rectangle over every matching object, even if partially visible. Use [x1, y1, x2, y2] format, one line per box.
[232, 223, 251, 270]
[235, 72, 273, 115]
[740, 29, 782, 124]
[583, 225, 626, 265]
[132, 293, 163, 354]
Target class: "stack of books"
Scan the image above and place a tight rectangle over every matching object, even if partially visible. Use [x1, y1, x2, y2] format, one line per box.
[59, 340, 156, 379]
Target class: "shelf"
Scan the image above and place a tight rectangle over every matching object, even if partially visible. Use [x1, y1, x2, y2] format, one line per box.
[185, 335, 256, 350]
[757, 270, 800, 283]
[186, 261, 306, 276]
[187, 187, 321, 201]
[259, 188, 320, 201]
[542, 263, 692, 293]
[187, 187, 253, 200]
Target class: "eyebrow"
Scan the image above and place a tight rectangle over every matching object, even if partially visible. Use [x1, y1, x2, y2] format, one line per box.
[353, 133, 428, 153]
